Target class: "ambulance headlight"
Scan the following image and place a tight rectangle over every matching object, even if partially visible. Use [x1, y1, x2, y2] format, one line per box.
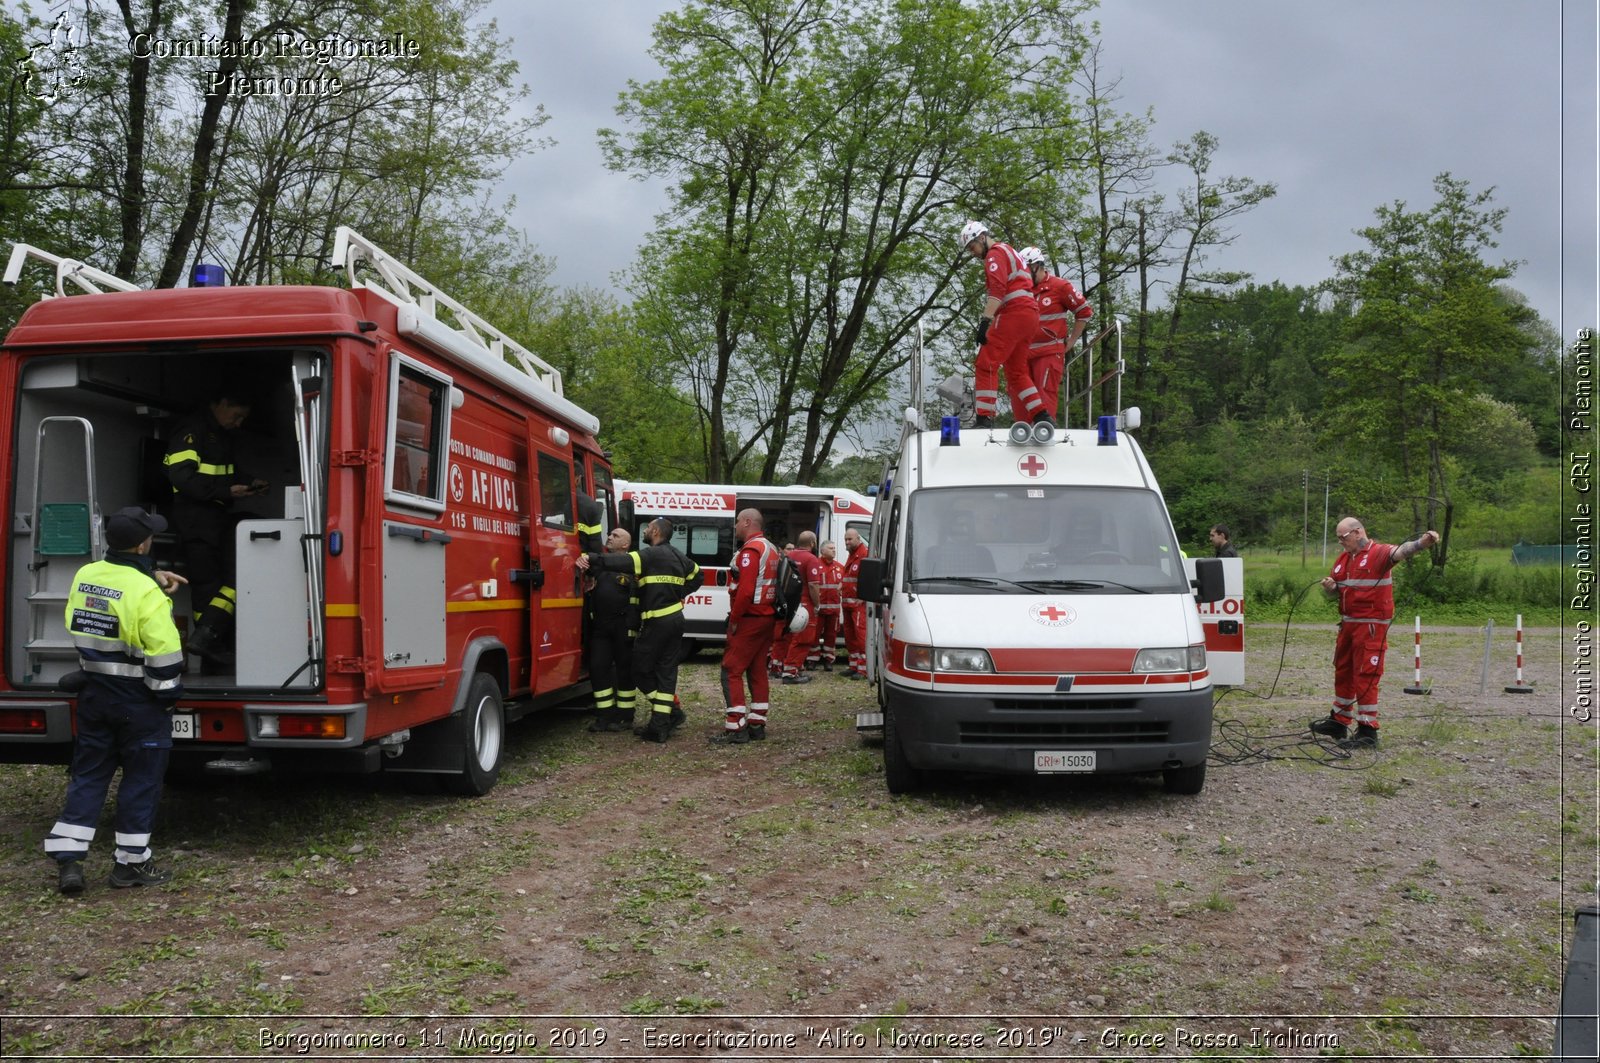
[1132, 644, 1206, 673]
[933, 647, 994, 673]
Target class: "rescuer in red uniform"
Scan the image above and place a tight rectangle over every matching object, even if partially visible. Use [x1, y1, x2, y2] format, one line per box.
[1313, 517, 1439, 749]
[839, 526, 869, 679]
[959, 220, 1049, 430]
[781, 531, 824, 684]
[813, 540, 843, 671]
[716, 508, 778, 745]
[1018, 246, 1093, 422]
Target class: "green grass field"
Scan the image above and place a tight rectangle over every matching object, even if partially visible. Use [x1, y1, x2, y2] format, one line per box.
[1237, 546, 1564, 625]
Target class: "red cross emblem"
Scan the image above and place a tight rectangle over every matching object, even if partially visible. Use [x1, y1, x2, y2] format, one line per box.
[1018, 453, 1047, 478]
[1030, 601, 1076, 626]
[1039, 605, 1068, 621]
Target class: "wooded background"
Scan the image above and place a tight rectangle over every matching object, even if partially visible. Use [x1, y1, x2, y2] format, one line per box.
[0, 0, 1572, 559]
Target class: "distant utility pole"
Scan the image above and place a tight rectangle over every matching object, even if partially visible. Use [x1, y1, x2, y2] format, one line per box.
[1301, 469, 1309, 566]
[1321, 473, 1330, 568]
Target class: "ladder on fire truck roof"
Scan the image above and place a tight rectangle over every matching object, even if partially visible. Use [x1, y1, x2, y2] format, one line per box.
[1, 243, 142, 296]
[331, 226, 567, 398]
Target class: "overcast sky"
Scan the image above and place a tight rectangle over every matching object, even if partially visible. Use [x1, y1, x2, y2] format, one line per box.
[489, 0, 1598, 342]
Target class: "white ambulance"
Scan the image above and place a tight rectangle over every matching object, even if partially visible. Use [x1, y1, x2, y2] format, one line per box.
[855, 410, 1228, 795]
[614, 481, 874, 649]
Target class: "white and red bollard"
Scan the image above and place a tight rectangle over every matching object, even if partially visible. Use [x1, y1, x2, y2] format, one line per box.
[1403, 615, 1430, 695]
[1504, 613, 1534, 694]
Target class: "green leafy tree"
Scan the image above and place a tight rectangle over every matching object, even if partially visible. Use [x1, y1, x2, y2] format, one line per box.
[1326, 173, 1537, 565]
[602, 0, 1092, 483]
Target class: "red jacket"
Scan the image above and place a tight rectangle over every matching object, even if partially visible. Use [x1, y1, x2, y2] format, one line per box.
[1030, 273, 1092, 356]
[984, 242, 1037, 317]
[728, 535, 779, 619]
[1329, 541, 1398, 621]
[818, 559, 843, 614]
[841, 542, 868, 604]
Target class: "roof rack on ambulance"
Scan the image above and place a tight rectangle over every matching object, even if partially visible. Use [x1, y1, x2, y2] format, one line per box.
[331, 226, 566, 398]
[2, 244, 142, 298]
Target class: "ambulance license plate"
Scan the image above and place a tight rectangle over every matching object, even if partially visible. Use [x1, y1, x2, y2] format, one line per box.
[1035, 750, 1095, 773]
[170, 714, 197, 740]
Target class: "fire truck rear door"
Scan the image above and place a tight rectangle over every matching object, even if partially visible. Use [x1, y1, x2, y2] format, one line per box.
[529, 446, 583, 694]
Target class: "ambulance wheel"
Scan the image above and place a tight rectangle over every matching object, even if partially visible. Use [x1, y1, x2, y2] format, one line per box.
[1162, 761, 1206, 795]
[444, 673, 505, 796]
[882, 705, 925, 795]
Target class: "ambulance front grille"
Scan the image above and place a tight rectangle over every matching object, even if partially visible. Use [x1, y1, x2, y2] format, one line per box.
[958, 721, 1170, 745]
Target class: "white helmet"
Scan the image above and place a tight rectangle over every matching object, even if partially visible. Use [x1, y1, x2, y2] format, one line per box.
[958, 220, 988, 249]
[1019, 246, 1047, 268]
[787, 603, 811, 634]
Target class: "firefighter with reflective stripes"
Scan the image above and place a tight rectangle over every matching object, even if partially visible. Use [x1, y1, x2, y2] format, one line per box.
[814, 540, 843, 672]
[584, 527, 638, 733]
[162, 390, 266, 663]
[716, 508, 778, 744]
[959, 220, 1050, 430]
[578, 517, 703, 743]
[1019, 246, 1093, 422]
[45, 507, 187, 894]
[1313, 517, 1439, 750]
[839, 527, 869, 679]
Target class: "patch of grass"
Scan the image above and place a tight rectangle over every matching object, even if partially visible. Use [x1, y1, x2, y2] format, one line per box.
[1364, 776, 1402, 798]
[1201, 890, 1235, 913]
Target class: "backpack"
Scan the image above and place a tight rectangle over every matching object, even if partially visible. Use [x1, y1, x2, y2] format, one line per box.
[771, 552, 805, 622]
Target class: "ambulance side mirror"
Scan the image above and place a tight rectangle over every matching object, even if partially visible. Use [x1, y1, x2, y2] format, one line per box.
[856, 558, 888, 604]
[1191, 558, 1224, 604]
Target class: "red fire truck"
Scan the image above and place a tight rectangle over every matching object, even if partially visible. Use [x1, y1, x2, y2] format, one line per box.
[0, 228, 615, 794]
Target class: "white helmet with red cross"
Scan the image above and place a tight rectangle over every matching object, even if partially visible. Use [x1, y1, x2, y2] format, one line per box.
[1019, 246, 1047, 268]
[958, 220, 988, 250]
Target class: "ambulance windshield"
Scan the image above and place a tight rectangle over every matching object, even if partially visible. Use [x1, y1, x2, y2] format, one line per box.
[907, 486, 1188, 594]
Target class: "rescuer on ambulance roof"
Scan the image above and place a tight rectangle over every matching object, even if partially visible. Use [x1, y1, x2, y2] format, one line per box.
[1018, 245, 1093, 422]
[959, 220, 1050, 430]
[44, 507, 187, 894]
[162, 386, 267, 665]
[578, 518, 703, 743]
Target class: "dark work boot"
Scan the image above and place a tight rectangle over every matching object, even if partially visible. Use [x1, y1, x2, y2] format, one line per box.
[638, 712, 672, 744]
[972, 416, 994, 429]
[1340, 724, 1379, 751]
[186, 622, 223, 659]
[57, 860, 85, 896]
[1310, 715, 1348, 740]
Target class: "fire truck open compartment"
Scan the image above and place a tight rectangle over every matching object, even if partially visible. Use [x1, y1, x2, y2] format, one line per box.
[7, 347, 327, 694]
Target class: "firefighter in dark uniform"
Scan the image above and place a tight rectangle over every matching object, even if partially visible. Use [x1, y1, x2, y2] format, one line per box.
[578, 517, 702, 743]
[162, 389, 266, 662]
[585, 526, 639, 733]
[44, 507, 187, 894]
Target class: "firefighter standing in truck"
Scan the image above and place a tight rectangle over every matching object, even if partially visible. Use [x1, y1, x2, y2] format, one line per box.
[1019, 246, 1093, 422]
[44, 507, 187, 894]
[1313, 517, 1439, 750]
[578, 518, 702, 743]
[162, 388, 267, 663]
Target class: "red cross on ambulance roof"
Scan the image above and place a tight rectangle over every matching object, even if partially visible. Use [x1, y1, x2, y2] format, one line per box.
[1018, 453, 1047, 478]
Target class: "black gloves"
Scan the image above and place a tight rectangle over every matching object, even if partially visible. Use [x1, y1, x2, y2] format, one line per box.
[975, 317, 991, 346]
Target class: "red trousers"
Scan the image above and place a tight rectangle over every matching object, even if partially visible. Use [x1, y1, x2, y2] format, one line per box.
[784, 608, 819, 674]
[1333, 619, 1388, 728]
[1025, 351, 1065, 421]
[815, 610, 841, 661]
[723, 614, 775, 711]
[843, 604, 866, 673]
[975, 304, 1043, 419]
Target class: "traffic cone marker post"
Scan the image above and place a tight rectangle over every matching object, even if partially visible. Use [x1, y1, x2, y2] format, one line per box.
[1504, 613, 1535, 694]
[1403, 615, 1430, 695]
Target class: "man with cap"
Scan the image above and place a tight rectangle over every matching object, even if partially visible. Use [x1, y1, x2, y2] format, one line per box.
[44, 506, 188, 894]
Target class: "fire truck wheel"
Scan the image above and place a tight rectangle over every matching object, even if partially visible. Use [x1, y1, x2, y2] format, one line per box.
[1162, 761, 1206, 795]
[445, 672, 505, 796]
[882, 705, 926, 795]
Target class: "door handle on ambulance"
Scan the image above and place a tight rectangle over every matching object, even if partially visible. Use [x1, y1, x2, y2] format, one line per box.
[250, 530, 281, 541]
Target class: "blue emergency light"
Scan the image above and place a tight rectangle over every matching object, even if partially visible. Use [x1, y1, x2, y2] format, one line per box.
[191, 263, 225, 287]
[940, 415, 961, 446]
[1097, 414, 1117, 446]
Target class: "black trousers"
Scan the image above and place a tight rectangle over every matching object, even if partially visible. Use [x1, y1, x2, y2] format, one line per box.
[632, 614, 683, 715]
